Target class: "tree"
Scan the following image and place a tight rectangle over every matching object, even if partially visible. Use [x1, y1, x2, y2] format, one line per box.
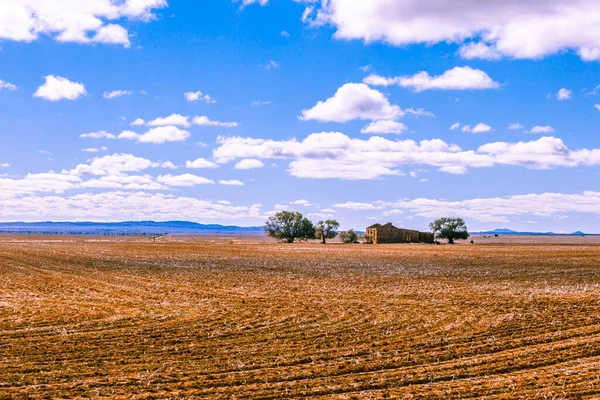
[339, 229, 359, 244]
[315, 220, 340, 244]
[429, 217, 470, 244]
[264, 211, 316, 243]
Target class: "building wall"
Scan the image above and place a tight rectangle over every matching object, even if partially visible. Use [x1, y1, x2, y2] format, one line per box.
[369, 224, 434, 244]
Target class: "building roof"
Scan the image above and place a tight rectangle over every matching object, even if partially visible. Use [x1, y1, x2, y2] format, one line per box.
[366, 223, 382, 229]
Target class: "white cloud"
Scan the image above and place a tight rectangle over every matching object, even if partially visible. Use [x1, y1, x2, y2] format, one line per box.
[595, 104, 600, 111]
[459, 42, 502, 60]
[281, 30, 290, 38]
[0, 163, 10, 168]
[333, 202, 385, 211]
[239, 0, 269, 7]
[213, 132, 600, 179]
[361, 120, 408, 134]
[103, 90, 132, 99]
[70, 153, 174, 176]
[118, 126, 191, 144]
[192, 116, 239, 128]
[0, 0, 167, 47]
[184, 91, 215, 103]
[299, 83, 403, 123]
[557, 88, 572, 101]
[0, 191, 261, 222]
[80, 131, 116, 139]
[186, 158, 219, 169]
[290, 199, 312, 207]
[508, 123, 524, 130]
[82, 147, 108, 153]
[462, 123, 493, 134]
[359, 65, 371, 72]
[364, 66, 499, 92]
[234, 159, 265, 170]
[265, 60, 279, 70]
[147, 114, 191, 128]
[156, 174, 215, 187]
[450, 123, 461, 131]
[219, 180, 244, 186]
[33, 75, 87, 101]
[304, 0, 600, 61]
[346, 191, 600, 223]
[131, 118, 146, 126]
[0, 80, 17, 91]
[529, 125, 555, 134]
[252, 100, 272, 106]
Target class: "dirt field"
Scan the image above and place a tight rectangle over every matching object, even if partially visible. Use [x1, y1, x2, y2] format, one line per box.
[2, 237, 600, 399]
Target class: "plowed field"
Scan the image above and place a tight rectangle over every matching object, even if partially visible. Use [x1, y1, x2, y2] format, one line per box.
[1, 238, 600, 398]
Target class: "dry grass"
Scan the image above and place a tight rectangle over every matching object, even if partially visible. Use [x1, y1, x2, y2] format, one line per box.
[1, 238, 600, 399]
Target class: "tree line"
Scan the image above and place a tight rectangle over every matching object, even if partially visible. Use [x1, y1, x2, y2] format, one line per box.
[264, 211, 470, 244]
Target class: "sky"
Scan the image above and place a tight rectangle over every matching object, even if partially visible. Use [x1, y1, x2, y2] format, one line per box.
[0, 0, 599, 233]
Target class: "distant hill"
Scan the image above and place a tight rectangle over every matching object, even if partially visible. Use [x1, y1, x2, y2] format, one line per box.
[476, 228, 593, 236]
[0, 221, 264, 236]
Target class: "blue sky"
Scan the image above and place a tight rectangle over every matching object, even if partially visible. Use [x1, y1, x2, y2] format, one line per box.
[1, 0, 599, 232]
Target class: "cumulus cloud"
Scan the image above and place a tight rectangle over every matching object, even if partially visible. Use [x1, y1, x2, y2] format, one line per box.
[184, 91, 215, 103]
[117, 126, 191, 144]
[219, 180, 244, 186]
[103, 90, 132, 99]
[595, 104, 600, 111]
[450, 123, 461, 131]
[529, 125, 555, 134]
[0, 80, 17, 91]
[82, 147, 108, 153]
[557, 88, 572, 101]
[299, 83, 403, 123]
[462, 123, 493, 133]
[335, 191, 600, 223]
[156, 174, 215, 186]
[147, 114, 191, 127]
[0, 0, 167, 47]
[234, 159, 265, 170]
[70, 153, 175, 176]
[213, 132, 600, 179]
[80, 131, 116, 139]
[192, 116, 239, 127]
[509, 123, 524, 130]
[1, 163, 10, 168]
[186, 158, 219, 169]
[361, 120, 408, 134]
[131, 118, 146, 126]
[0, 191, 262, 222]
[33, 75, 87, 101]
[303, 0, 600, 61]
[364, 66, 499, 91]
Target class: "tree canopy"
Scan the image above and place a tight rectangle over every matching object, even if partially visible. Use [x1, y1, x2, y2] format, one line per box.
[339, 229, 359, 244]
[264, 211, 316, 243]
[429, 217, 469, 244]
[315, 220, 340, 244]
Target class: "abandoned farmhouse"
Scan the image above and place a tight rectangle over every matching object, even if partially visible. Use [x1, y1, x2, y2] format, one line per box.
[366, 223, 435, 244]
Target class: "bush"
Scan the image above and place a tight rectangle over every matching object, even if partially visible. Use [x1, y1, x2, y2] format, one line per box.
[339, 229, 359, 244]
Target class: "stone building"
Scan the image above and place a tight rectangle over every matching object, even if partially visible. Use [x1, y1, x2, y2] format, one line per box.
[366, 223, 434, 244]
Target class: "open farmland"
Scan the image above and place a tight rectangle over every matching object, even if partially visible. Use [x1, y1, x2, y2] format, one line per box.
[2, 238, 600, 398]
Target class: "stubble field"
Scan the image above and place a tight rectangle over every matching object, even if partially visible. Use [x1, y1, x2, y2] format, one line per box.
[1, 236, 600, 399]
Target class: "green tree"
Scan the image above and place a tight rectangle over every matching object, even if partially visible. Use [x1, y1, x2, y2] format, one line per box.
[264, 211, 315, 243]
[315, 220, 340, 244]
[339, 229, 358, 244]
[429, 217, 470, 244]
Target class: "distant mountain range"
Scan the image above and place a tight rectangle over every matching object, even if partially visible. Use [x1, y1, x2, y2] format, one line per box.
[0, 221, 264, 235]
[476, 228, 591, 236]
